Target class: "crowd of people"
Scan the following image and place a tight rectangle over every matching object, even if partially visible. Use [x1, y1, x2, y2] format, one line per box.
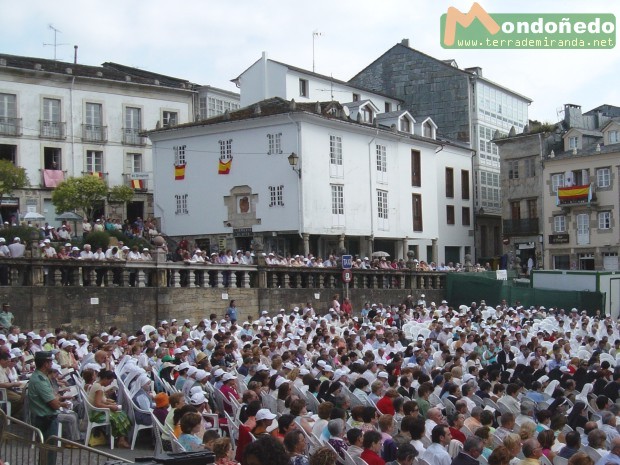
[0, 296, 619, 465]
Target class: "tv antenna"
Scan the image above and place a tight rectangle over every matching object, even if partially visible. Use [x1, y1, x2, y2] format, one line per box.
[312, 30, 322, 72]
[43, 24, 68, 61]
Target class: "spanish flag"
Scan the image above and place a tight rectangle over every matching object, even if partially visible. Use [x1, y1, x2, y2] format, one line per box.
[557, 184, 591, 205]
[174, 164, 186, 180]
[131, 179, 145, 189]
[218, 157, 232, 175]
[90, 171, 103, 179]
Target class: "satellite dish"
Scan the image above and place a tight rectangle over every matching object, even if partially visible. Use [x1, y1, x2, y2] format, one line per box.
[342, 105, 350, 117]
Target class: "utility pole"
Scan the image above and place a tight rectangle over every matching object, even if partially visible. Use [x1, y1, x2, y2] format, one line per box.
[312, 30, 322, 73]
[43, 24, 67, 61]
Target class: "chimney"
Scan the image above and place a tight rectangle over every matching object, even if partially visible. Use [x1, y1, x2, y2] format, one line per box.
[564, 104, 583, 129]
[261, 51, 269, 102]
[401, 38, 410, 47]
[74, 45, 78, 64]
[465, 66, 483, 77]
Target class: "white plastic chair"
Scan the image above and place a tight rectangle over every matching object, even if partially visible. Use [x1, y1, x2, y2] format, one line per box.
[0, 388, 12, 418]
[80, 387, 114, 449]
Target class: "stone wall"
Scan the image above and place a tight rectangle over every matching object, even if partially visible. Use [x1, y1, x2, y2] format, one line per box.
[3, 286, 446, 333]
[349, 44, 472, 142]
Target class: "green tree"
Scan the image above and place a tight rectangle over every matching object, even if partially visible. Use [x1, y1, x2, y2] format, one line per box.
[0, 159, 28, 199]
[51, 176, 108, 220]
[108, 185, 135, 205]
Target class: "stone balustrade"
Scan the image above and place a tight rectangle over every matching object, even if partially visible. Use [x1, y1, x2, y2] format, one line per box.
[0, 258, 446, 291]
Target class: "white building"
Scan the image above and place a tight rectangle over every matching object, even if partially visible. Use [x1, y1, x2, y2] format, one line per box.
[149, 96, 474, 264]
[0, 53, 199, 224]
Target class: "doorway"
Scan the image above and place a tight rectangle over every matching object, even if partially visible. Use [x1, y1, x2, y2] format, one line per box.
[126, 201, 144, 223]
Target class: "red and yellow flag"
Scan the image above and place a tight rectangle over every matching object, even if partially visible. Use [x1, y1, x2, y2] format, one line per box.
[174, 164, 186, 180]
[130, 179, 145, 189]
[218, 158, 232, 175]
[557, 185, 590, 202]
[90, 171, 103, 179]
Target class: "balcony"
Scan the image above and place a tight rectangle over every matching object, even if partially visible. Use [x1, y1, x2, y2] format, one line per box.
[556, 184, 597, 207]
[503, 218, 540, 235]
[39, 120, 66, 139]
[81, 124, 107, 143]
[122, 128, 146, 146]
[0, 117, 22, 137]
[124, 173, 149, 191]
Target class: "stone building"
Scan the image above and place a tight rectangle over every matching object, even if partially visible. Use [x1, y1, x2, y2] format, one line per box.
[348, 40, 531, 266]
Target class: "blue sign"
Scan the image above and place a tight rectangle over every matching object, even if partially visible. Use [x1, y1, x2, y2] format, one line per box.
[342, 254, 353, 269]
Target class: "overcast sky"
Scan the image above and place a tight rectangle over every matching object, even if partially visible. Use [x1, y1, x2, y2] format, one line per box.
[2, 0, 618, 123]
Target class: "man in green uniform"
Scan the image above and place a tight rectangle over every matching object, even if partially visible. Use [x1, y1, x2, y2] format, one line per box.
[0, 303, 14, 334]
[28, 351, 69, 465]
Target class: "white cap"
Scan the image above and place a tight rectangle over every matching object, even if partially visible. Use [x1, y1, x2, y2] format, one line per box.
[275, 377, 289, 389]
[214, 368, 225, 377]
[184, 319, 191, 324]
[174, 362, 190, 371]
[222, 373, 236, 382]
[256, 409, 277, 421]
[324, 365, 334, 372]
[196, 370, 210, 381]
[256, 364, 269, 372]
[283, 362, 296, 370]
[190, 392, 207, 405]
[161, 320, 169, 325]
[378, 371, 388, 379]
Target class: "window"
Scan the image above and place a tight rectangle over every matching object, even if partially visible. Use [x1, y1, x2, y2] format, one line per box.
[527, 199, 537, 219]
[411, 150, 421, 187]
[400, 117, 411, 133]
[597, 168, 611, 188]
[480, 170, 500, 209]
[554, 215, 566, 233]
[329, 135, 343, 178]
[199, 97, 208, 119]
[609, 130, 619, 144]
[267, 133, 282, 155]
[553, 255, 570, 270]
[508, 160, 519, 179]
[269, 185, 284, 207]
[510, 201, 521, 220]
[599, 211, 611, 229]
[524, 158, 536, 178]
[174, 145, 186, 166]
[352, 93, 360, 102]
[163, 111, 178, 127]
[384, 102, 391, 113]
[84, 102, 104, 142]
[445, 168, 454, 198]
[377, 190, 388, 219]
[299, 79, 308, 97]
[577, 213, 590, 245]
[360, 105, 374, 123]
[0, 144, 16, 164]
[412, 194, 423, 231]
[219, 139, 232, 160]
[44, 147, 61, 170]
[203, 97, 240, 118]
[124, 107, 142, 144]
[331, 185, 345, 227]
[376, 144, 387, 174]
[462, 207, 471, 226]
[551, 173, 565, 193]
[461, 170, 470, 199]
[446, 205, 455, 225]
[423, 122, 433, 138]
[126, 153, 143, 173]
[41, 98, 62, 138]
[0, 93, 18, 136]
[568, 136, 578, 149]
[86, 150, 103, 173]
[175, 194, 188, 215]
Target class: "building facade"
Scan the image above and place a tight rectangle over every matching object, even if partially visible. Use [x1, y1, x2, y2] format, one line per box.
[149, 97, 473, 264]
[0, 53, 198, 224]
[543, 106, 620, 271]
[348, 40, 531, 266]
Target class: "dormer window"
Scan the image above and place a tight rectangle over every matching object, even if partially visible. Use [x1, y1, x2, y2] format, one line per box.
[352, 93, 360, 102]
[568, 136, 578, 149]
[423, 121, 434, 138]
[399, 117, 411, 133]
[609, 130, 618, 144]
[360, 104, 374, 123]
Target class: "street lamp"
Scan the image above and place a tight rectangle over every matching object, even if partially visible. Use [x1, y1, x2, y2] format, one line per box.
[287, 152, 301, 178]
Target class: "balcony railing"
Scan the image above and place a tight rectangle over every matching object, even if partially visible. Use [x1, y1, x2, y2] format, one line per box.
[39, 120, 66, 139]
[122, 128, 146, 146]
[502, 218, 540, 235]
[0, 257, 447, 291]
[556, 184, 597, 206]
[0, 117, 22, 136]
[81, 124, 108, 143]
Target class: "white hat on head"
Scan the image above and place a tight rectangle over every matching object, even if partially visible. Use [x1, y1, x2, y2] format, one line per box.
[256, 364, 269, 372]
[275, 377, 289, 389]
[174, 362, 190, 371]
[195, 370, 210, 381]
[323, 365, 334, 372]
[283, 362, 296, 370]
[222, 372, 236, 382]
[190, 392, 207, 405]
[378, 371, 388, 379]
[255, 409, 277, 421]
